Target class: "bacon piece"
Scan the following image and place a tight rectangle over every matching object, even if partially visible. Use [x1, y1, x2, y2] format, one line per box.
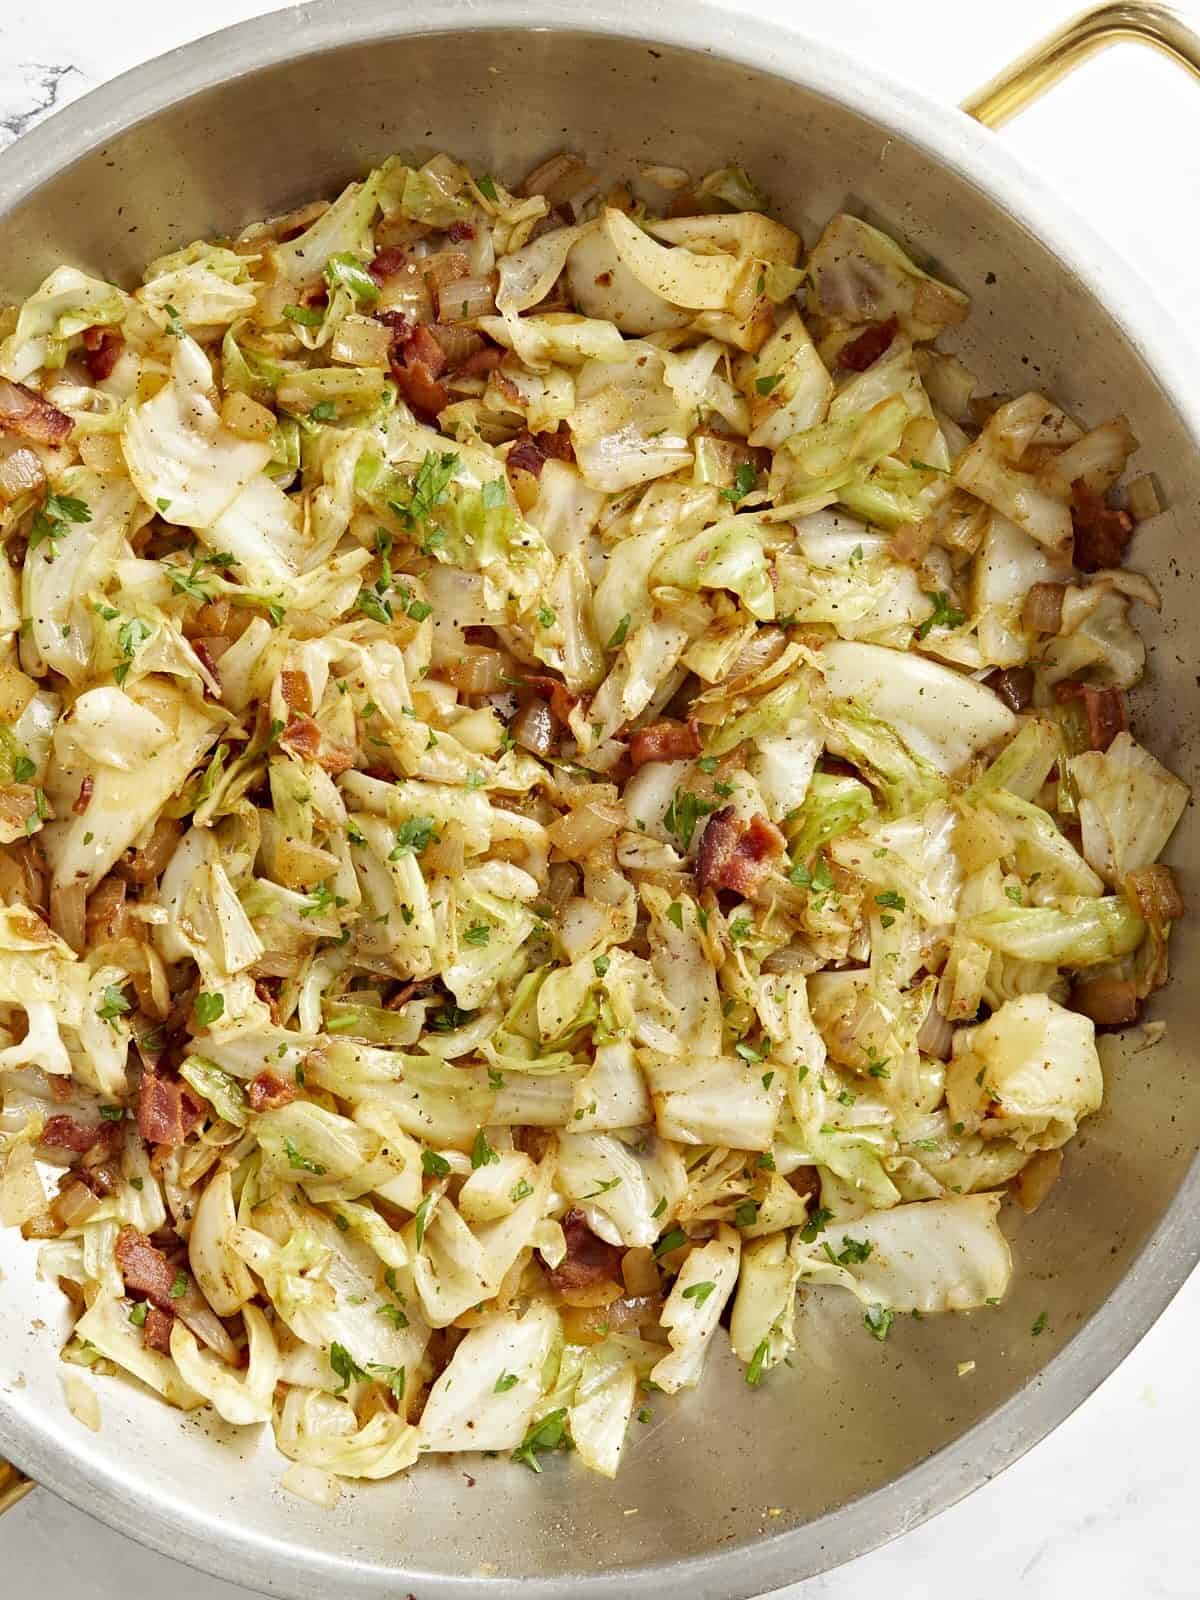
[143, 1304, 175, 1354]
[0, 377, 73, 446]
[837, 316, 898, 372]
[368, 247, 409, 284]
[507, 437, 546, 479]
[1054, 681, 1128, 751]
[390, 356, 450, 420]
[247, 1070, 299, 1112]
[406, 324, 448, 378]
[446, 221, 476, 244]
[545, 1208, 624, 1292]
[83, 330, 124, 384]
[695, 807, 786, 896]
[41, 1115, 107, 1154]
[630, 718, 703, 771]
[280, 712, 322, 760]
[1070, 479, 1133, 572]
[72, 775, 94, 816]
[317, 741, 357, 777]
[279, 670, 312, 715]
[137, 1072, 204, 1147]
[455, 344, 504, 378]
[115, 1227, 180, 1311]
[1125, 863, 1184, 925]
[254, 978, 281, 1026]
[535, 426, 575, 463]
[375, 308, 415, 340]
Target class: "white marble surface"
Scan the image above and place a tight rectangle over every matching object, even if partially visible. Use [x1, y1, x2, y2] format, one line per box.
[0, 0, 1198, 1595]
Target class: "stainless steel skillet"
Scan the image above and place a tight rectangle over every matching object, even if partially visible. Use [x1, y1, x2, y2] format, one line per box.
[1, 3, 1199, 1595]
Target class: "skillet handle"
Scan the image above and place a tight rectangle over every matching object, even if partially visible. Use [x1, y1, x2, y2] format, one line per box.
[0, 1456, 34, 1515]
[962, 1, 1200, 127]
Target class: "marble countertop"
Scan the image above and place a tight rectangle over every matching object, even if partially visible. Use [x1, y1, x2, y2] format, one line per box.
[1, 1, 1197, 1595]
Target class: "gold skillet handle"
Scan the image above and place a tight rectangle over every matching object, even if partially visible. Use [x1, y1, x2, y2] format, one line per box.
[963, 1, 1200, 127]
[0, 1456, 35, 1515]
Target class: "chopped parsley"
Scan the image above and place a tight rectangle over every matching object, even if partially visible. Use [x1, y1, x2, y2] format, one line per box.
[664, 787, 717, 852]
[719, 462, 758, 504]
[863, 1304, 894, 1341]
[389, 816, 439, 857]
[330, 1342, 370, 1393]
[283, 1138, 327, 1176]
[512, 1408, 570, 1472]
[96, 984, 131, 1023]
[653, 1226, 687, 1258]
[421, 1150, 451, 1178]
[681, 1280, 716, 1306]
[916, 591, 967, 640]
[798, 1206, 833, 1243]
[471, 1129, 499, 1169]
[606, 614, 631, 650]
[193, 992, 225, 1028]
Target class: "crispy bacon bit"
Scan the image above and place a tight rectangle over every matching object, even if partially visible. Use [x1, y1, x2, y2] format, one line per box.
[115, 1226, 180, 1311]
[1054, 681, 1128, 751]
[983, 665, 1034, 713]
[837, 316, 899, 372]
[83, 330, 124, 384]
[507, 437, 546, 480]
[368, 247, 409, 284]
[72, 775, 94, 816]
[316, 741, 357, 777]
[386, 321, 452, 418]
[40, 1115, 107, 1154]
[1070, 479, 1134, 572]
[535, 426, 574, 463]
[280, 712, 322, 760]
[143, 1304, 175, 1354]
[1071, 976, 1140, 1028]
[545, 1208, 624, 1292]
[446, 221, 476, 244]
[247, 1071, 299, 1112]
[695, 807, 786, 896]
[375, 308, 415, 340]
[390, 355, 450, 420]
[455, 344, 504, 378]
[254, 979, 281, 1026]
[279, 670, 312, 715]
[405, 323, 448, 379]
[0, 377, 73, 446]
[629, 718, 703, 771]
[137, 1072, 204, 1147]
[1125, 863, 1185, 925]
